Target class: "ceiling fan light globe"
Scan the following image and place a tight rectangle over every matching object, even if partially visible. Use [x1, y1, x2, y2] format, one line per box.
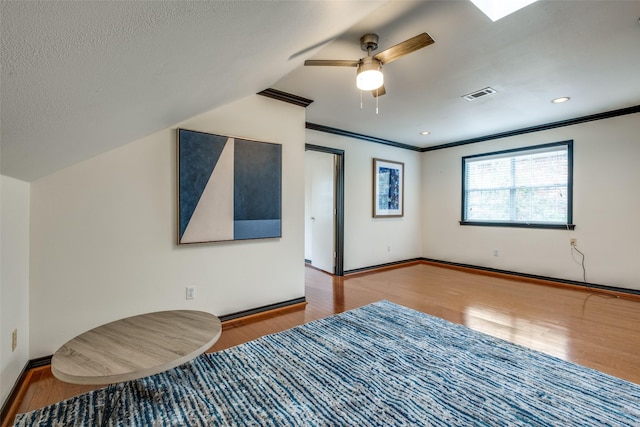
[357, 69, 384, 91]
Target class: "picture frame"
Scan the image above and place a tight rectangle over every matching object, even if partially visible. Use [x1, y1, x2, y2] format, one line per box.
[177, 128, 282, 244]
[372, 158, 404, 218]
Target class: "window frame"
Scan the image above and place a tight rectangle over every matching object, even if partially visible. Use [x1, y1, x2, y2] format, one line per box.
[460, 140, 574, 230]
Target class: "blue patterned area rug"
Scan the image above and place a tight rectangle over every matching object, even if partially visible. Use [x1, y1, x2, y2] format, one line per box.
[14, 301, 640, 426]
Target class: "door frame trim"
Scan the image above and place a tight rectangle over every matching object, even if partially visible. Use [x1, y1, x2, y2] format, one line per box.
[305, 144, 345, 276]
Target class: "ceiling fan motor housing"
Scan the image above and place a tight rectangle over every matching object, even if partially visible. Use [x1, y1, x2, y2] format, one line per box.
[360, 33, 379, 52]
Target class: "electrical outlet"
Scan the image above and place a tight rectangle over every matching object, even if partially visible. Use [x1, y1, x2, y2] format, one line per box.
[493, 249, 499, 257]
[12, 328, 17, 352]
[387, 246, 391, 252]
[570, 238, 577, 247]
[186, 286, 195, 300]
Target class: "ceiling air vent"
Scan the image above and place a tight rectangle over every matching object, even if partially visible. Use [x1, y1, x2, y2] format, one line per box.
[462, 87, 497, 101]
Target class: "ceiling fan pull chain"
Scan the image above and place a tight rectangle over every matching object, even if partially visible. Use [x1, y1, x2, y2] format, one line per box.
[376, 91, 379, 115]
[360, 90, 363, 110]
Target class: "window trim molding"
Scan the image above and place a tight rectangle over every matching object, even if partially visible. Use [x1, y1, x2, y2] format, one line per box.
[460, 140, 574, 229]
[459, 221, 575, 230]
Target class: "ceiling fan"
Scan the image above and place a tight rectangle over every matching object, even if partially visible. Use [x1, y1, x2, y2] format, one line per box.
[304, 32, 435, 97]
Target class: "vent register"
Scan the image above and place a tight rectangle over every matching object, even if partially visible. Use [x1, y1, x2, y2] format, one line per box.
[463, 87, 497, 101]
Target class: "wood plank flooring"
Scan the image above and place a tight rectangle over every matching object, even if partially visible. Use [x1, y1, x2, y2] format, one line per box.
[4, 263, 640, 426]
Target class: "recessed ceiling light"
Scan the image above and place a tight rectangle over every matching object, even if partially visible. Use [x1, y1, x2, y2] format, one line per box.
[420, 131, 431, 136]
[552, 97, 570, 104]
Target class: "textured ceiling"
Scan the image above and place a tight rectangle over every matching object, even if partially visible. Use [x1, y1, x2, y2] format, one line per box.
[275, 0, 640, 148]
[2, 1, 639, 182]
[0, 0, 385, 181]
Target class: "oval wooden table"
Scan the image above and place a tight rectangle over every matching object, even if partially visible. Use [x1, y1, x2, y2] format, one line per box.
[52, 310, 222, 425]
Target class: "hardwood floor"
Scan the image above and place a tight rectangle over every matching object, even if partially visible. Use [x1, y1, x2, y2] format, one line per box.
[4, 263, 640, 425]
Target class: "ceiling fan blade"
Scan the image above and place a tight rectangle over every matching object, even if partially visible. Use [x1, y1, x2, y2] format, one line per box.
[372, 85, 386, 97]
[304, 59, 360, 67]
[373, 32, 434, 65]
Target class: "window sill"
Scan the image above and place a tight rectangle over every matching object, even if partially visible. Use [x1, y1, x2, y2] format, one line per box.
[459, 221, 575, 230]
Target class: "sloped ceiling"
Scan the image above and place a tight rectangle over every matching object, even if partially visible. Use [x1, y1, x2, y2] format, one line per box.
[2, 1, 639, 182]
[0, 0, 386, 181]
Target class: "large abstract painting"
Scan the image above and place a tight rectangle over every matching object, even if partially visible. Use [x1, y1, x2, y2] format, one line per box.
[373, 158, 404, 218]
[178, 129, 282, 244]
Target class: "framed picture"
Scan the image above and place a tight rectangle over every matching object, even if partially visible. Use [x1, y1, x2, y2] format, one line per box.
[177, 128, 282, 244]
[373, 158, 404, 218]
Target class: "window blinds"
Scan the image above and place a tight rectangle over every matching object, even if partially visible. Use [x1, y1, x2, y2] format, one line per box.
[463, 143, 571, 225]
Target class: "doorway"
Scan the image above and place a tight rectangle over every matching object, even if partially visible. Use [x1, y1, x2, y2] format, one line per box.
[304, 144, 344, 276]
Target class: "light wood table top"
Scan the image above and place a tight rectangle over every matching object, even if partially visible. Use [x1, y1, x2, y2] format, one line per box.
[52, 310, 221, 385]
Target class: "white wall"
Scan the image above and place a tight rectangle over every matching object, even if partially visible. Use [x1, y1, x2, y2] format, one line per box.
[305, 130, 422, 271]
[29, 95, 306, 358]
[421, 112, 640, 290]
[1, 175, 30, 404]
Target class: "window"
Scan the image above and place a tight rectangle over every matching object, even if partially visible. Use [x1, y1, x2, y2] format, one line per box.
[461, 141, 573, 229]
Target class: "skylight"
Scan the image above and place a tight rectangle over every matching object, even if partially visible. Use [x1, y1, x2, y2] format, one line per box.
[470, 0, 540, 22]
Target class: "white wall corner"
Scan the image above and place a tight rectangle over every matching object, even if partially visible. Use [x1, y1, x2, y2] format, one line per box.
[1, 175, 31, 406]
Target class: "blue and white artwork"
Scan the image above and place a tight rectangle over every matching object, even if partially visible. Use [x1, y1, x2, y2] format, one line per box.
[373, 158, 404, 217]
[378, 167, 400, 210]
[178, 129, 282, 244]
